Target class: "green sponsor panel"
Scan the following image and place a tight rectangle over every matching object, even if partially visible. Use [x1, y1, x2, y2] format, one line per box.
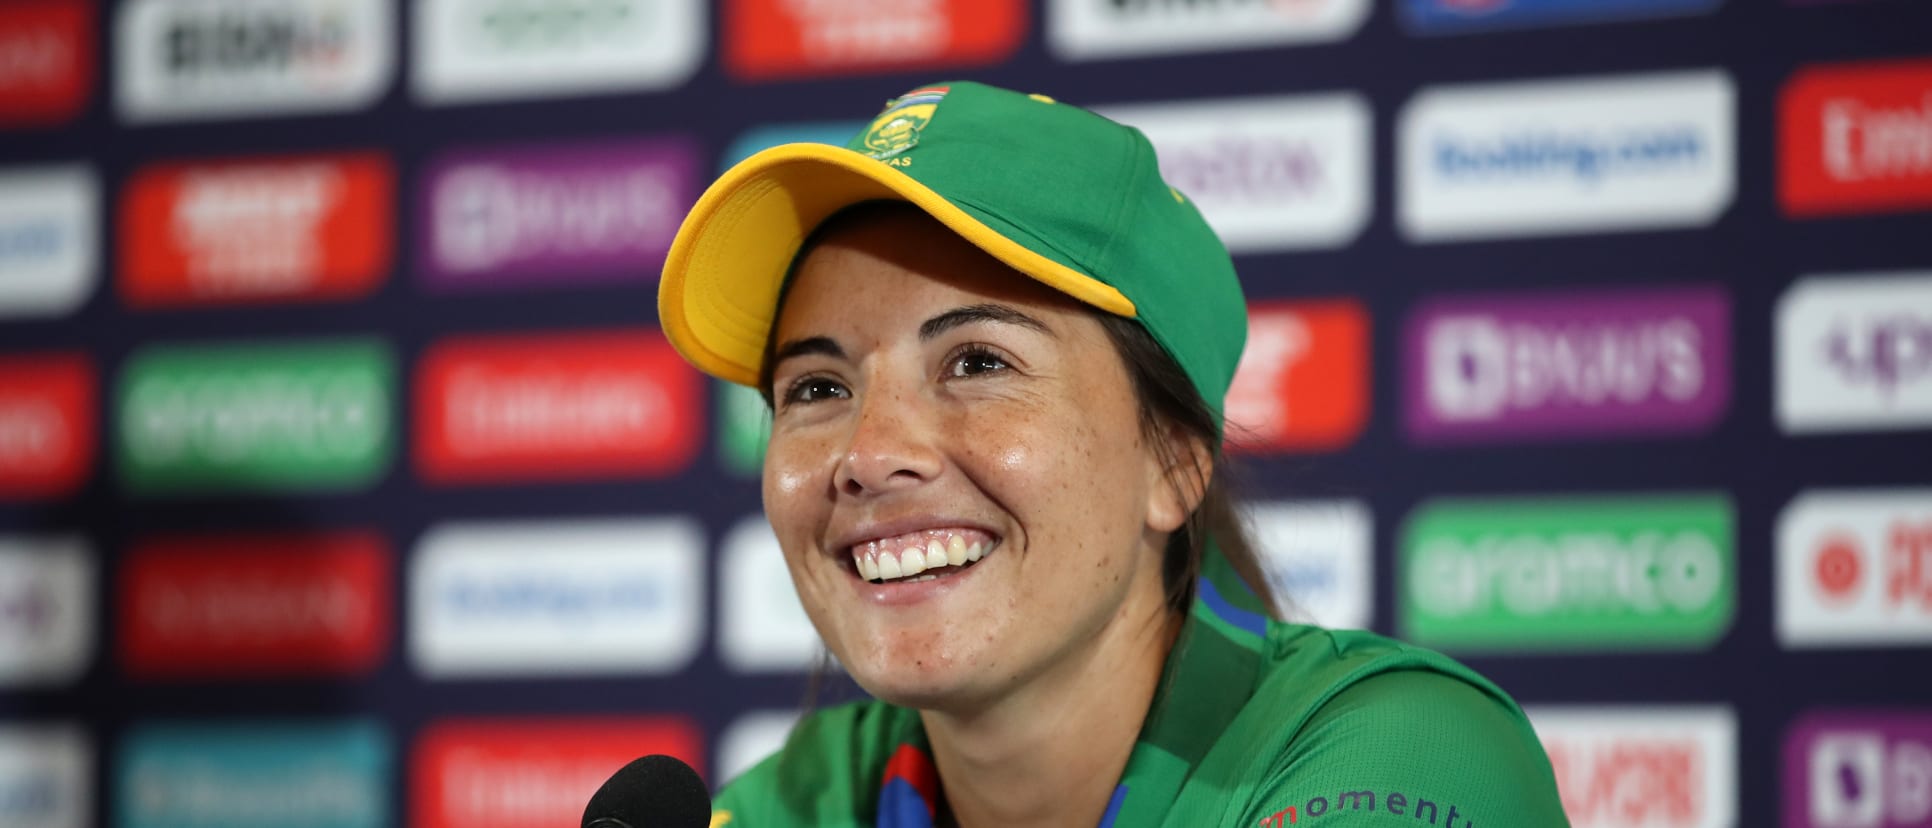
[117, 339, 395, 494]
[1399, 493, 1735, 652]
[717, 379, 769, 477]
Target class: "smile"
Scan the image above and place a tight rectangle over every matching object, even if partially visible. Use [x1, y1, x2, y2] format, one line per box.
[849, 528, 999, 584]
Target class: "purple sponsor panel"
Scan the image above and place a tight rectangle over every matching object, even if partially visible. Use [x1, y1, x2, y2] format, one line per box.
[1784, 711, 1932, 828]
[1403, 285, 1730, 444]
[417, 137, 700, 291]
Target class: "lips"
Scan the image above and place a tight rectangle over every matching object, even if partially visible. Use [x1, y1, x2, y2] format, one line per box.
[847, 527, 999, 584]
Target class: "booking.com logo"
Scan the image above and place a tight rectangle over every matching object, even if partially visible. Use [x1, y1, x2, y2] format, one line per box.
[1258, 789, 1475, 826]
[1433, 127, 1706, 184]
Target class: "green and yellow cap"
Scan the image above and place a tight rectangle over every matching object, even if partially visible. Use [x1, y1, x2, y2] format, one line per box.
[658, 81, 1248, 427]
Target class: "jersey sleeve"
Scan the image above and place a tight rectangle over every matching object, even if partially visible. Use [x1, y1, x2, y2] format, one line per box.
[1234, 669, 1570, 828]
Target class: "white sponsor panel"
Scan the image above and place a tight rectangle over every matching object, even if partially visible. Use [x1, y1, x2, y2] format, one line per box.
[1100, 94, 1371, 253]
[719, 516, 823, 673]
[1049, 0, 1369, 60]
[717, 710, 800, 787]
[115, 0, 393, 123]
[1526, 706, 1737, 828]
[0, 537, 91, 687]
[1399, 70, 1736, 241]
[1777, 272, 1932, 434]
[411, 517, 703, 677]
[1778, 489, 1932, 648]
[415, 0, 705, 104]
[0, 165, 95, 318]
[0, 723, 89, 828]
[1244, 500, 1372, 628]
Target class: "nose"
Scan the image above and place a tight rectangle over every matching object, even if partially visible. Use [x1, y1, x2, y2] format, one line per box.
[834, 383, 942, 497]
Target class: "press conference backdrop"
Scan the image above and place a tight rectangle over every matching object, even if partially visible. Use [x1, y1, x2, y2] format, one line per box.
[1, 0, 1929, 826]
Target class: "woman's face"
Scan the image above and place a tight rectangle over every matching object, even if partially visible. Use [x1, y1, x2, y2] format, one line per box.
[763, 208, 1190, 712]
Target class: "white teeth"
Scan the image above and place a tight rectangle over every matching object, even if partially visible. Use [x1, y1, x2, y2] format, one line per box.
[898, 547, 926, 577]
[877, 553, 903, 580]
[925, 539, 948, 569]
[966, 542, 984, 562]
[946, 535, 968, 566]
[862, 554, 881, 581]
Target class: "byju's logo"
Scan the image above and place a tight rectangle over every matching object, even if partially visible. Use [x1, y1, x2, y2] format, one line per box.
[0, 353, 94, 499]
[1224, 299, 1371, 453]
[411, 717, 702, 828]
[115, 0, 392, 123]
[1777, 272, 1932, 434]
[1526, 706, 1737, 828]
[415, 0, 703, 104]
[0, 723, 90, 828]
[1777, 489, 1932, 648]
[1785, 712, 1932, 828]
[1780, 58, 1932, 217]
[117, 720, 389, 828]
[1400, 70, 1735, 242]
[1245, 500, 1373, 629]
[0, 536, 91, 688]
[1400, 0, 1722, 37]
[725, 0, 1023, 81]
[0, 1, 92, 127]
[1405, 286, 1730, 444]
[0, 165, 97, 318]
[1049, 0, 1369, 61]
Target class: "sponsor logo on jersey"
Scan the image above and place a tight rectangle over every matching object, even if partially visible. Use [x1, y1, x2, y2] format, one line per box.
[0, 353, 93, 499]
[415, 330, 701, 484]
[1525, 706, 1737, 828]
[120, 533, 388, 678]
[411, 717, 702, 828]
[0, 1, 91, 127]
[1405, 285, 1730, 444]
[0, 723, 90, 828]
[0, 537, 90, 688]
[1399, 70, 1735, 241]
[117, 720, 389, 828]
[717, 710, 800, 785]
[1224, 299, 1370, 453]
[419, 138, 698, 291]
[1400, 493, 1735, 651]
[1100, 94, 1371, 253]
[719, 516, 819, 673]
[1777, 489, 1932, 648]
[410, 518, 703, 677]
[721, 122, 867, 169]
[0, 165, 97, 318]
[725, 0, 1024, 81]
[1400, 0, 1721, 36]
[116, 339, 394, 494]
[119, 152, 392, 308]
[1049, 0, 1369, 61]
[415, 0, 703, 104]
[1785, 711, 1932, 828]
[1776, 272, 1932, 434]
[1245, 500, 1373, 629]
[114, 0, 392, 123]
[1780, 58, 1932, 218]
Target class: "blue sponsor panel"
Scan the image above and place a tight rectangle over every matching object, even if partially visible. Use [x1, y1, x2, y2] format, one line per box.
[115, 720, 389, 828]
[1401, 0, 1723, 35]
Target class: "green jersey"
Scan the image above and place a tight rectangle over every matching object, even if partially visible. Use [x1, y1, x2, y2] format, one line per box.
[711, 555, 1569, 828]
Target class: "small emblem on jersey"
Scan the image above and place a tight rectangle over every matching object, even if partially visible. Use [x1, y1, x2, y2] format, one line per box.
[862, 86, 950, 160]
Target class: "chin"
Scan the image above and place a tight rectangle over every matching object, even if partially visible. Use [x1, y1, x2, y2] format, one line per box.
[837, 632, 986, 711]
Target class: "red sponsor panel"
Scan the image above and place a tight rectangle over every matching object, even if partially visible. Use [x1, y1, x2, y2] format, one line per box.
[117, 152, 393, 307]
[1224, 299, 1370, 453]
[1780, 58, 1932, 217]
[416, 330, 703, 484]
[725, 0, 1025, 81]
[0, 1, 91, 128]
[118, 532, 390, 678]
[0, 353, 93, 498]
[412, 717, 703, 828]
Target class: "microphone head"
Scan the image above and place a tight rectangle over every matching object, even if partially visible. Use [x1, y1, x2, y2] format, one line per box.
[582, 754, 712, 828]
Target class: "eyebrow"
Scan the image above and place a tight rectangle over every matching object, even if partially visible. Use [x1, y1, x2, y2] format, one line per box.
[769, 304, 1054, 372]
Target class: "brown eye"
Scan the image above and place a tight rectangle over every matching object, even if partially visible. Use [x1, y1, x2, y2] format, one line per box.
[948, 347, 1009, 378]
[782, 376, 849, 406]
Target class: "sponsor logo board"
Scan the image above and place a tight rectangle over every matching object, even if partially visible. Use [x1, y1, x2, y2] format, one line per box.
[0, 353, 94, 499]
[1400, 70, 1735, 241]
[415, 0, 703, 104]
[419, 138, 698, 291]
[1049, 0, 1370, 61]
[117, 720, 388, 828]
[115, 0, 393, 123]
[0, 165, 97, 318]
[1778, 489, 1932, 648]
[1245, 500, 1373, 629]
[718, 710, 799, 786]
[411, 517, 703, 677]
[120, 533, 389, 678]
[1526, 706, 1737, 828]
[1400, 493, 1735, 651]
[1099, 94, 1372, 253]
[0, 1, 91, 127]
[726, 0, 1023, 81]
[116, 339, 395, 494]
[0, 536, 91, 687]
[1781, 58, 1932, 217]
[1777, 272, 1932, 434]
[411, 717, 702, 828]
[1405, 285, 1730, 444]
[719, 516, 819, 672]
[1225, 299, 1371, 453]
[1785, 711, 1932, 828]
[721, 122, 867, 169]
[415, 330, 702, 484]
[1401, 0, 1722, 36]
[0, 723, 89, 828]
[119, 152, 392, 307]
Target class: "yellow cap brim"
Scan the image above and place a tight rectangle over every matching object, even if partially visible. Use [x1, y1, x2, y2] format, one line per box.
[658, 143, 1136, 387]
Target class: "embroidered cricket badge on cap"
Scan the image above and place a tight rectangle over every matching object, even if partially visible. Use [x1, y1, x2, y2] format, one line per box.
[862, 86, 950, 160]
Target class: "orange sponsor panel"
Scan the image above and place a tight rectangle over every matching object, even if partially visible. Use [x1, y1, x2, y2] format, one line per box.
[1224, 298, 1370, 454]
[0, 352, 94, 498]
[725, 0, 1025, 81]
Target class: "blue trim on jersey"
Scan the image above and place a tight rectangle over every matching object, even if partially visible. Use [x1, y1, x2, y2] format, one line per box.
[1198, 576, 1267, 638]
[878, 777, 934, 828]
[1096, 783, 1128, 828]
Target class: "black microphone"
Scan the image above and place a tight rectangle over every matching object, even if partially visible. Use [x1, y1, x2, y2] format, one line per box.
[582, 754, 712, 828]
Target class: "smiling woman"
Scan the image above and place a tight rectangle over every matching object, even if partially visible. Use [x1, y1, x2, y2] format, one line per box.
[656, 82, 1570, 828]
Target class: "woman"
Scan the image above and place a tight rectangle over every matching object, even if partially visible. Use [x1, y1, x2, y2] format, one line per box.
[658, 82, 1568, 828]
